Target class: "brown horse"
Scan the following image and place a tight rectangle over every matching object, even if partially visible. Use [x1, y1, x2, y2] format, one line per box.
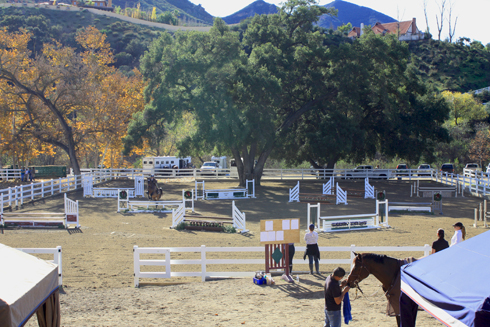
[147, 178, 163, 201]
[346, 253, 415, 327]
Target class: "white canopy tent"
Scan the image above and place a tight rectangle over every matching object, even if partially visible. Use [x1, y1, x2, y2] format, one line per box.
[0, 243, 60, 327]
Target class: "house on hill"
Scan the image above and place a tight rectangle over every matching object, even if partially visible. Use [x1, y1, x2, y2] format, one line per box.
[71, 0, 113, 11]
[348, 18, 425, 41]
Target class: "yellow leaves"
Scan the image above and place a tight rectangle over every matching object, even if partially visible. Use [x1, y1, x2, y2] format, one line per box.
[442, 90, 488, 125]
[76, 26, 115, 69]
[0, 27, 146, 168]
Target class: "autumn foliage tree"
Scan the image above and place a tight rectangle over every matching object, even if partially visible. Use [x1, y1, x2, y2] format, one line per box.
[0, 27, 145, 173]
[468, 128, 490, 167]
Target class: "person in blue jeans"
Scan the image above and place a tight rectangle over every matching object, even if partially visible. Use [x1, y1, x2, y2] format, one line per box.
[304, 224, 320, 274]
[324, 267, 350, 327]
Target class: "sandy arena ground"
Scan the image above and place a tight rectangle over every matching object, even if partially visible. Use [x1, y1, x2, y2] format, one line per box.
[1, 178, 488, 326]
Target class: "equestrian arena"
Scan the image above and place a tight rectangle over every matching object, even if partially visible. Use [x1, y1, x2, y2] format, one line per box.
[2, 177, 487, 326]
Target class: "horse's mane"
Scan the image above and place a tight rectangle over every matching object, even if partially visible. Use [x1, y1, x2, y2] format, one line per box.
[362, 253, 387, 264]
[362, 253, 400, 265]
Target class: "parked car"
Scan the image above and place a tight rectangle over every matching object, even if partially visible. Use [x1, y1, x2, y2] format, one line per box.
[395, 164, 410, 177]
[440, 163, 455, 174]
[464, 163, 481, 177]
[198, 161, 219, 175]
[417, 164, 432, 176]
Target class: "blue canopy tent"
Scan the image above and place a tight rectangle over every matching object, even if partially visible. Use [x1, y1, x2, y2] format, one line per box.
[400, 230, 490, 327]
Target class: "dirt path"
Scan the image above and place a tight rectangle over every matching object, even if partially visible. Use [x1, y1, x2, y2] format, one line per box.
[2, 178, 486, 326]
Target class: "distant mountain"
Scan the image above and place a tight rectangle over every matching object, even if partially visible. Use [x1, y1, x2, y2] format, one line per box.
[222, 0, 277, 24]
[319, 0, 396, 30]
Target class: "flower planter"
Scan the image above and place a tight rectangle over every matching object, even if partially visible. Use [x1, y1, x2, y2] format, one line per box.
[184, 225, 224, 232]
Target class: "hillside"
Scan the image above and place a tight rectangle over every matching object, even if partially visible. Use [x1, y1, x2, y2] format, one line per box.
[319, 0, 396, 30]
[222, 0, 277, 25]
[408, 40, 490, 93]
[111, 0, 213, 25]
[0, 6, 164, 71]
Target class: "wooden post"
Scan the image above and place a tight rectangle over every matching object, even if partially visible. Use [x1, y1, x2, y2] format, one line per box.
[265, 244, 290, 276]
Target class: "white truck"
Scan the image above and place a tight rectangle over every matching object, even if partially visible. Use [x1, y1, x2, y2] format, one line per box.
[343, 165, 391, 179]
[464, 163, 481, 177]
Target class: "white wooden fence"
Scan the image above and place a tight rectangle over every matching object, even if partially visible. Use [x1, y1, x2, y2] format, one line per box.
[133, 244, 431, 286]
[16, 246, 63, 286]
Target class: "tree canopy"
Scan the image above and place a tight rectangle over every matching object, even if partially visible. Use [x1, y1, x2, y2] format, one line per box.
[126, 0, 450, 184]
[0, 27, 146, 171]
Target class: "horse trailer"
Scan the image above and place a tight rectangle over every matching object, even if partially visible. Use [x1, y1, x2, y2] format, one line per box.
[142, 156, 192, 170]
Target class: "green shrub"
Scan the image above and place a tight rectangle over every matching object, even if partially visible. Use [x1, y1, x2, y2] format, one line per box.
[223, 225, 236, 233]
[175, 222, 188, 231]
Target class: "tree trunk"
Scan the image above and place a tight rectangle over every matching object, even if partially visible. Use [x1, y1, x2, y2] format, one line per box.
[233, 142, 274, 187]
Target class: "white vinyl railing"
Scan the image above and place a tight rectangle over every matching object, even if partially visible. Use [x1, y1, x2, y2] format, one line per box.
[133, 244, 431, 287]
[434, 171, 490, 197]
[0, 171, 114, 209]
[16, 246, 63, 286]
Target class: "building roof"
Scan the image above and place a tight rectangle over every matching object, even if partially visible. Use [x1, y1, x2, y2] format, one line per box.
[347, 26, 361, 38]
[348, 18, 419, 38]
[372, 20, 415, 35]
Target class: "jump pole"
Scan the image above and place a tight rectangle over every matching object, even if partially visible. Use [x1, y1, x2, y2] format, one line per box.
[307, 202, 321, 230]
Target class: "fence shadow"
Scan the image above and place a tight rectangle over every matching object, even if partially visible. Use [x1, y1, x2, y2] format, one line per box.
[67, 227, 83, 234]
[274, 282, 324, 299]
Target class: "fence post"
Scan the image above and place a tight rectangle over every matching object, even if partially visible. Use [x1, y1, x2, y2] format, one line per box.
[51, 179, 54, 195]
[474, 208, 478, 228]
[133, 246, 140, 287]
[56, 246, 62, 286]
[201, 245, 206, 282]
[423, 244, 431, 257]
[31, 183, 34, 201]
[350, 245, 356, 271]
[480, 203, 483, 222]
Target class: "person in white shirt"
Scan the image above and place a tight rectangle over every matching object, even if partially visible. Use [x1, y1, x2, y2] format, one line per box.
[304, 224, 320, 274]
[450, 222, 466, 246]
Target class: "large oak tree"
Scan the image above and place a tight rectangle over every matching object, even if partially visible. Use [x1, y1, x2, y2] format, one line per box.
[126, 0, 449, 185]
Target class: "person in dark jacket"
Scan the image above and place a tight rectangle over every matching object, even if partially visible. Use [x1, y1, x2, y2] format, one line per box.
[304, 224, 320, 274]
[431, 228, 449, 254]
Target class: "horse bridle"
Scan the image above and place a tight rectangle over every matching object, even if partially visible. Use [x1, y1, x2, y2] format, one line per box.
[348, 258, 371, 295]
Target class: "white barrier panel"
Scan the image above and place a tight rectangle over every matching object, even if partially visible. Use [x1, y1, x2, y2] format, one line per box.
[196, 179, 256, 200]
[16, 246, 63, 286]
[172, 203, 185, 227]
[309, 200, 389, 232]
[388, 202, 432, 213]
[322, 177, 333, 195]
[336, 183, 347, 205]
[171, 201, 248, 233]
[118, 189, 193, 213]
[232, 200, 248, 233]
[133, 243, 431, 286]
[84, 176, 144, 198]
[364, 178, 375, 199]
[0, 194, 79, 228]
[64, 194, 80, 227]
[289, 181, 300, 202]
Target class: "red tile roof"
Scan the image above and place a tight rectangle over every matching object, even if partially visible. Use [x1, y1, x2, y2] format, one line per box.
[347, 26, 361, 38]
[372, 20, 415, 35]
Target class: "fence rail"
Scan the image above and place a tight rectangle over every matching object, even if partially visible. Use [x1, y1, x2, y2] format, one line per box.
[16, 246, 62, 286]
[2, 168, 490, 208]
[133, 244, 431, 287]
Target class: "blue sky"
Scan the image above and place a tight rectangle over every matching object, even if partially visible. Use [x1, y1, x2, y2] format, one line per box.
[188, 0, 489, 45]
